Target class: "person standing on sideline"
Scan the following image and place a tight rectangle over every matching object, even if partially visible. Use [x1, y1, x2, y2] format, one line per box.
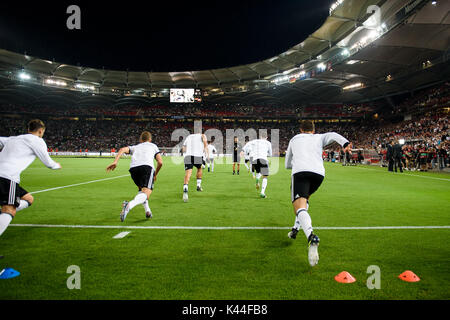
[393, 140, 403, 173]
[285, 120, 352, 267]
[386, 140, 394, 172]
[0, 119, 62, 237]
[232, 137, 242, 175]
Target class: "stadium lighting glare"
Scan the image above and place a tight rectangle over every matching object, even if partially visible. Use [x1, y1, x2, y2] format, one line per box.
[75, 83, 95, 91]
[19, 72, 31, 80]
[431, 1, 437, 6]
[346, 60, 358, 65]
[46, 79, 67, 86]
[341, 48, 350, 56]
[317, 63, 326, 71]
[343, 82, 363, 90]
[329, 0, 344, 15]
[399, 139, 405, 145]
[368, 30, 380, 39]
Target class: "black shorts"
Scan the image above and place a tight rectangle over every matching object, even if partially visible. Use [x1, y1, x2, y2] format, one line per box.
[0, 177, 28, 207]
[252, 159, 269, 176]
[129, 165, 155, 191]
[291, 171, 324, 202]
[184, 156, 203, 170]
[233, 152, 240, 163]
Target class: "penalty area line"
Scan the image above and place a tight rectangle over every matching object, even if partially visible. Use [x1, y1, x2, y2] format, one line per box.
[30, 174, 129, 194]
[8, 224, 450, 230]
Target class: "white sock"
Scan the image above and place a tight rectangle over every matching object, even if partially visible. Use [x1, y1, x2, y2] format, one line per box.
[142, 200, 151, 213]
[197, 179, 202, 187]
[256, 173, 261, 180]
[294, 208, 313, 239]
[261, 178, 268, 194]
[16, 200, 30, 212]
[211, 161, 214, 172]
[183, 184, 188, 192]
[244, 162, 249, 170]
[0, 213, 13, 236]
[126, 192, 147, 213]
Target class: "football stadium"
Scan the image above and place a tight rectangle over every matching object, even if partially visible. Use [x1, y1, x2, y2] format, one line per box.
[0, 0, 449, 310]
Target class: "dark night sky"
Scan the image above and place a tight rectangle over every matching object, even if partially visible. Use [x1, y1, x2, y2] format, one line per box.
[0, 0, 334, 72]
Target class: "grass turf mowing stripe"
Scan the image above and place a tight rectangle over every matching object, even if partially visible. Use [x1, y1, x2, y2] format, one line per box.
[9, 224, 450, 230]
[29, 174, 129, 194]
[351, 166, 450, 181]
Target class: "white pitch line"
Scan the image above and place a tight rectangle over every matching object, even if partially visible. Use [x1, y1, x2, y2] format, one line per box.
[9, 224, 450, 230]
[113, 231, 131, 239]
[30, 174, 129, 194]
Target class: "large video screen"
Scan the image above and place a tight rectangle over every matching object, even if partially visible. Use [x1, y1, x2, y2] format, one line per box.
[170, 88, 202, 103]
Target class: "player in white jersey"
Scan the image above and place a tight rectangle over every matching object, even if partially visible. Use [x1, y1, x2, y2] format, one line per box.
[285, 120, 352, 266]
[182, 131, 208, 202]
[243, 139, 256, 179]
[206, 141, 217, 172]
[242, 139, 255, 176]
[251, 132, 272, 198]
[0, 119, 61, 237]
[106, 131, 163, 222]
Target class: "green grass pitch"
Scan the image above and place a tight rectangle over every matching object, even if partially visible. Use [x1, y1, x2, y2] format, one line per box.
[0, 157, 449, 299]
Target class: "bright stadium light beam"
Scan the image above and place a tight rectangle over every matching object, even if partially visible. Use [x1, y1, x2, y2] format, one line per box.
[19, 72, 31, 80]
[343, 82, 363, 90]
[341, 48, 350, 56]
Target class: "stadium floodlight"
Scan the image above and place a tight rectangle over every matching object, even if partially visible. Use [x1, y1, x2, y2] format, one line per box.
[329, 0, 344, 15]
[399, 139, 405, 145]
[341, 48, 350, 56]
[343, 82, 363, 90]
[18, 72, 31, 80]
[46, 78, 67, 87]
[346, 60, 358, 65]
[317, 63, 326, 71]
[431, 1, 437, 5]
[75, 83, 95, 91]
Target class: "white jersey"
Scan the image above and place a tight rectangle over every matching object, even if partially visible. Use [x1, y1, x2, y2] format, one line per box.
[251, 139, 272, 161]
[242, 141, 255, 160]
[0, 134, 61, 183]
[207, 144, 217, 159]
[285, 132, 349, 177]
[183, 134, 206, 157]
[129, 142, 160, 169]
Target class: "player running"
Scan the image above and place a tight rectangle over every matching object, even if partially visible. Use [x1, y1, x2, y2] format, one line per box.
[106, 131, 163, 222]
[251, 132, 272, 198]
[182, 131, 208, 202]
[0, 119, 61, 237]
[285, 120, 352, 267]
[206, 141, 217, 172]
[243, 139, 256, 178]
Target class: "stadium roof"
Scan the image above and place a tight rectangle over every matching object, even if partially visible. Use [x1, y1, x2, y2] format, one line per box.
[0, 0, 449, 106]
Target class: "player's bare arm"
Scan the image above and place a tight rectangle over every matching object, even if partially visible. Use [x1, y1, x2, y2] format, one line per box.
[153, 153, 163, 182]
[202, 134, 209, 159]
[106, 146, 130, 172]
